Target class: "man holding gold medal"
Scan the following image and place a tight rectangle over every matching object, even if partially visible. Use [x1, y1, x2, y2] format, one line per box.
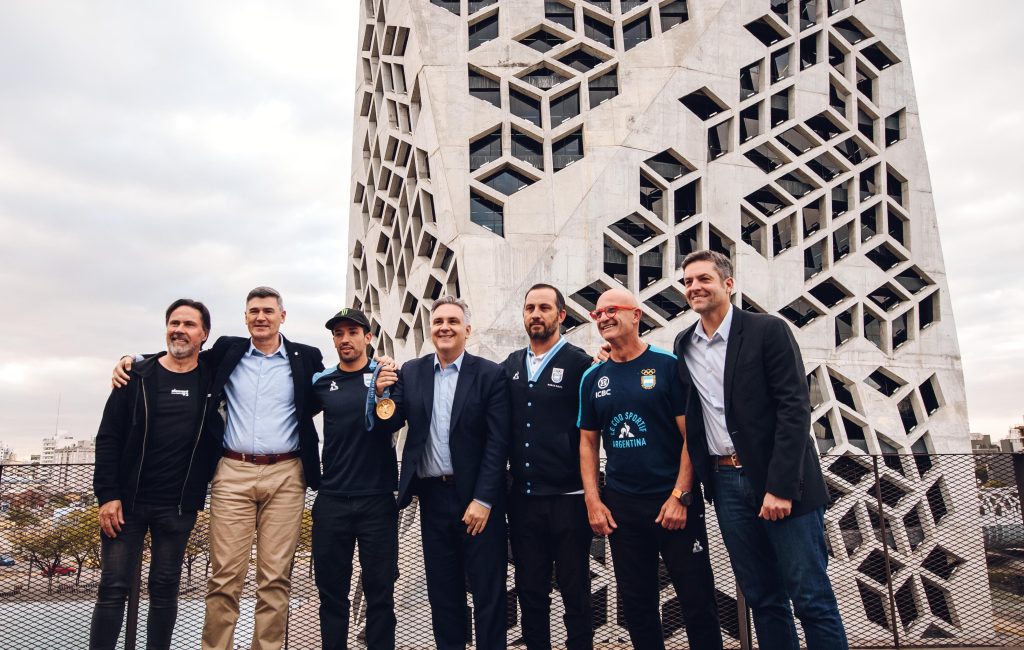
[311, 307, 404, 650]
[373, 296, 511, 650]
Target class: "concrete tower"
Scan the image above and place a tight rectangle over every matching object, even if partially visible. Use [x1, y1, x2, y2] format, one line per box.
[348, 0, 988, 644]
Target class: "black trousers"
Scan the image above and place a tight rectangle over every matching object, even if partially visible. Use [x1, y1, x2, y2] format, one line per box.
[418, 478, 508, 650]
[89, 503, 196, 650]
[312, 493, 398, 650]
[508, 492, 593, 650]
[604, 489, 722, 650]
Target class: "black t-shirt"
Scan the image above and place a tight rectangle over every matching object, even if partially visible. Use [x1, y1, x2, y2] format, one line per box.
[578, 345, 686, 496]
[313, 363, 398, 497]
[136, 364, 202, 505]
[502, 340, 593, 495]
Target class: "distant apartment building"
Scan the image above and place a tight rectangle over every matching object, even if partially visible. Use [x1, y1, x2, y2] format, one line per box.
[41, 431, 95, 465]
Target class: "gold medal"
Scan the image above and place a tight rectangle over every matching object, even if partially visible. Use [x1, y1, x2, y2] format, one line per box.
[375, 397, 396, 420]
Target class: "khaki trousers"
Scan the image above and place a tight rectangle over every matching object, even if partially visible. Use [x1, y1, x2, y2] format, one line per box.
[202, 456, 305, 650]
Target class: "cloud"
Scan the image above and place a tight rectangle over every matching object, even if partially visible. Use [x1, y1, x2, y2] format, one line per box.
[1, 1, 1021, 455]
[0, 1, 358, 455]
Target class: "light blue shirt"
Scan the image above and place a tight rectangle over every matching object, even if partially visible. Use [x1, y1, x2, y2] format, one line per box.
[685, 306, 734, 456]
[417, 352, 464, 478]
[223, 337, 299, 455]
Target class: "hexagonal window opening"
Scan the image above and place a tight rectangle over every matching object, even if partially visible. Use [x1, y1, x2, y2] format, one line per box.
[680, 87, 727, 121]
[609, 212, 659, 247]
[518, 63, 571, 91]
[478, 165, 537, 196]
[517, 26, 569, 52]
[557, 46, 609, 73]
[645, 286, 689, 320]
[645, 150, 694, 181]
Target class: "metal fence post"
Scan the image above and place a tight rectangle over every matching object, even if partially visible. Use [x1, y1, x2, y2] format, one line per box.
[125, 549, 144, 650]
[736, 584, 752, 650]
[871, 455, 900, 649]
[1013, 452, 1024, 526]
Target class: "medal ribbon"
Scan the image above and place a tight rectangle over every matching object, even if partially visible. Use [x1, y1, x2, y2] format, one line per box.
[364, 360, 389, 430]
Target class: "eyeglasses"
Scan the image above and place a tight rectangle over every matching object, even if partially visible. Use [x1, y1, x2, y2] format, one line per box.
[589, 305, 640, 321]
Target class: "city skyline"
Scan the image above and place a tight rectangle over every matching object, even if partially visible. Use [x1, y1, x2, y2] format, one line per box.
[0, 0, 1022, 457]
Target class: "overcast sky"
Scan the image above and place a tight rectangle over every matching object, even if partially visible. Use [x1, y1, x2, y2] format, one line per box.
[0, 1, 1020, 457]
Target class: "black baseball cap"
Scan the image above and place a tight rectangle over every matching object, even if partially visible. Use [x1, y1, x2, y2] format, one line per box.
[325, 308, 371, 332]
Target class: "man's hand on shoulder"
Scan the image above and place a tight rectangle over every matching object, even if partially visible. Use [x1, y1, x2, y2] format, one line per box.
[593, 342, 612, 364]
[655, 497, 688, 530]
[111, 356, 135, 389]
[759, 492, 792, 521]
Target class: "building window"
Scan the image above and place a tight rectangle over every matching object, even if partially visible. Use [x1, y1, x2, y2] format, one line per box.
[511, 130, 544, 169]
[589, 68, 618, 105]
[550, 87, 581, 126]
[800, 32, 818, 69]
[623, 14, 652, 50]
[510, 88, 542, 126]
[660, 0, 688, 32]
[470, 191, 504, 235]
[469, 129, 501, 171]
[583, 15, 615, 48]
[740, 61, 761, 100]
[469, 71, 501, 108]
[545, 1, 574, 28]
[553, 130, 584, 170]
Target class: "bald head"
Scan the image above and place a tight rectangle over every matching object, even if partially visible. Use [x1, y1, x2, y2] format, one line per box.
[593, 288, 642, 349]
[596, 288, 638, 310]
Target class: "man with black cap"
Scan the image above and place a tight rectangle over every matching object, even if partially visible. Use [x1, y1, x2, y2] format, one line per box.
[311, 307, 404, 650]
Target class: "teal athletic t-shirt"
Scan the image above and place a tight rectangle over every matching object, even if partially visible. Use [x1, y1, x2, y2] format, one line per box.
[578, 345, 686, 497]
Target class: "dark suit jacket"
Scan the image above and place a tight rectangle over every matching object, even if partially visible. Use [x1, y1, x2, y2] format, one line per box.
[387, 351, 510, 511]
[673, 308, 828, 517]
[203, 335, 325, 490]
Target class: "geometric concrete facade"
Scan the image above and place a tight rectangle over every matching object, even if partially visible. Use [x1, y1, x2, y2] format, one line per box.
[348, 0, 989, 644]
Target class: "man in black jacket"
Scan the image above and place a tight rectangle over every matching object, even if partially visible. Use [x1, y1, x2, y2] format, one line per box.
[674, 250, 846, 650]
[501, 284, 594, 650]
[91, 298, 222, 650]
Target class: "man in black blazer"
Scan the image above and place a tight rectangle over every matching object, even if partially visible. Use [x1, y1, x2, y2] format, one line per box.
[114, 286, 324, 650]
[674, 251, 846, 650]
[374, 295, 510, 649]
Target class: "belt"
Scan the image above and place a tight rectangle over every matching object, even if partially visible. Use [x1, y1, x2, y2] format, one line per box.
[714, 454, 743, 468]
[223, 449, 300, 465]
[419, 475, 456, 485]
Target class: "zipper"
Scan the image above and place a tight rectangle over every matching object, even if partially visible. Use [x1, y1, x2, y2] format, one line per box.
[131, 376, 150, 512]
[178, 392, 211, 515]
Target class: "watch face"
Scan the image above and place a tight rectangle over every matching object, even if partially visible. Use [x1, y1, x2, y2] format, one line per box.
[679, 492, 693, 506]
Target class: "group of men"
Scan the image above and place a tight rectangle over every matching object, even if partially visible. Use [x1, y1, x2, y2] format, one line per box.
[91, 249, 847, 650]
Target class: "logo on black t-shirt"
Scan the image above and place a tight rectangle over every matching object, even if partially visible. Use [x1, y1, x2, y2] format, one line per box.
[512, 371, 520, 380]
[609, 411, 647, 448]
[551, 367, 563, 383]
[641, 368, 656, 390]
[329, 380, 339, 392]
[170, 389, 190, 397]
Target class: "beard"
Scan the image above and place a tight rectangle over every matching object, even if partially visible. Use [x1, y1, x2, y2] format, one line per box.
[167, 338, 196, 359]
[528, 321, 558, 341]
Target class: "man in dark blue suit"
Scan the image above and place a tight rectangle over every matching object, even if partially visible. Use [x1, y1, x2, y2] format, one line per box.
[374, 295, 510, 649]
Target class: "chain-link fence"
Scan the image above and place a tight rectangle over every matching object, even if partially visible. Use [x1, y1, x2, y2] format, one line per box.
[1, 454, 1022, 648]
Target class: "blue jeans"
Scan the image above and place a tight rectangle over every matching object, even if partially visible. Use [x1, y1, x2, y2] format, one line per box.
[711, 468, 847, 650]
[89, 503, 196, 650]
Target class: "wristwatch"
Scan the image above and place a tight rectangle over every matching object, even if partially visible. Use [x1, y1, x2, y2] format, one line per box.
[671, 488, 693, 506]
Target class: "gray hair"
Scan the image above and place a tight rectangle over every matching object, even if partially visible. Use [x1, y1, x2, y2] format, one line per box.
[681, 250, 733, 281]
[246, 286, 283, 309]
[431, 295, 471, 324]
